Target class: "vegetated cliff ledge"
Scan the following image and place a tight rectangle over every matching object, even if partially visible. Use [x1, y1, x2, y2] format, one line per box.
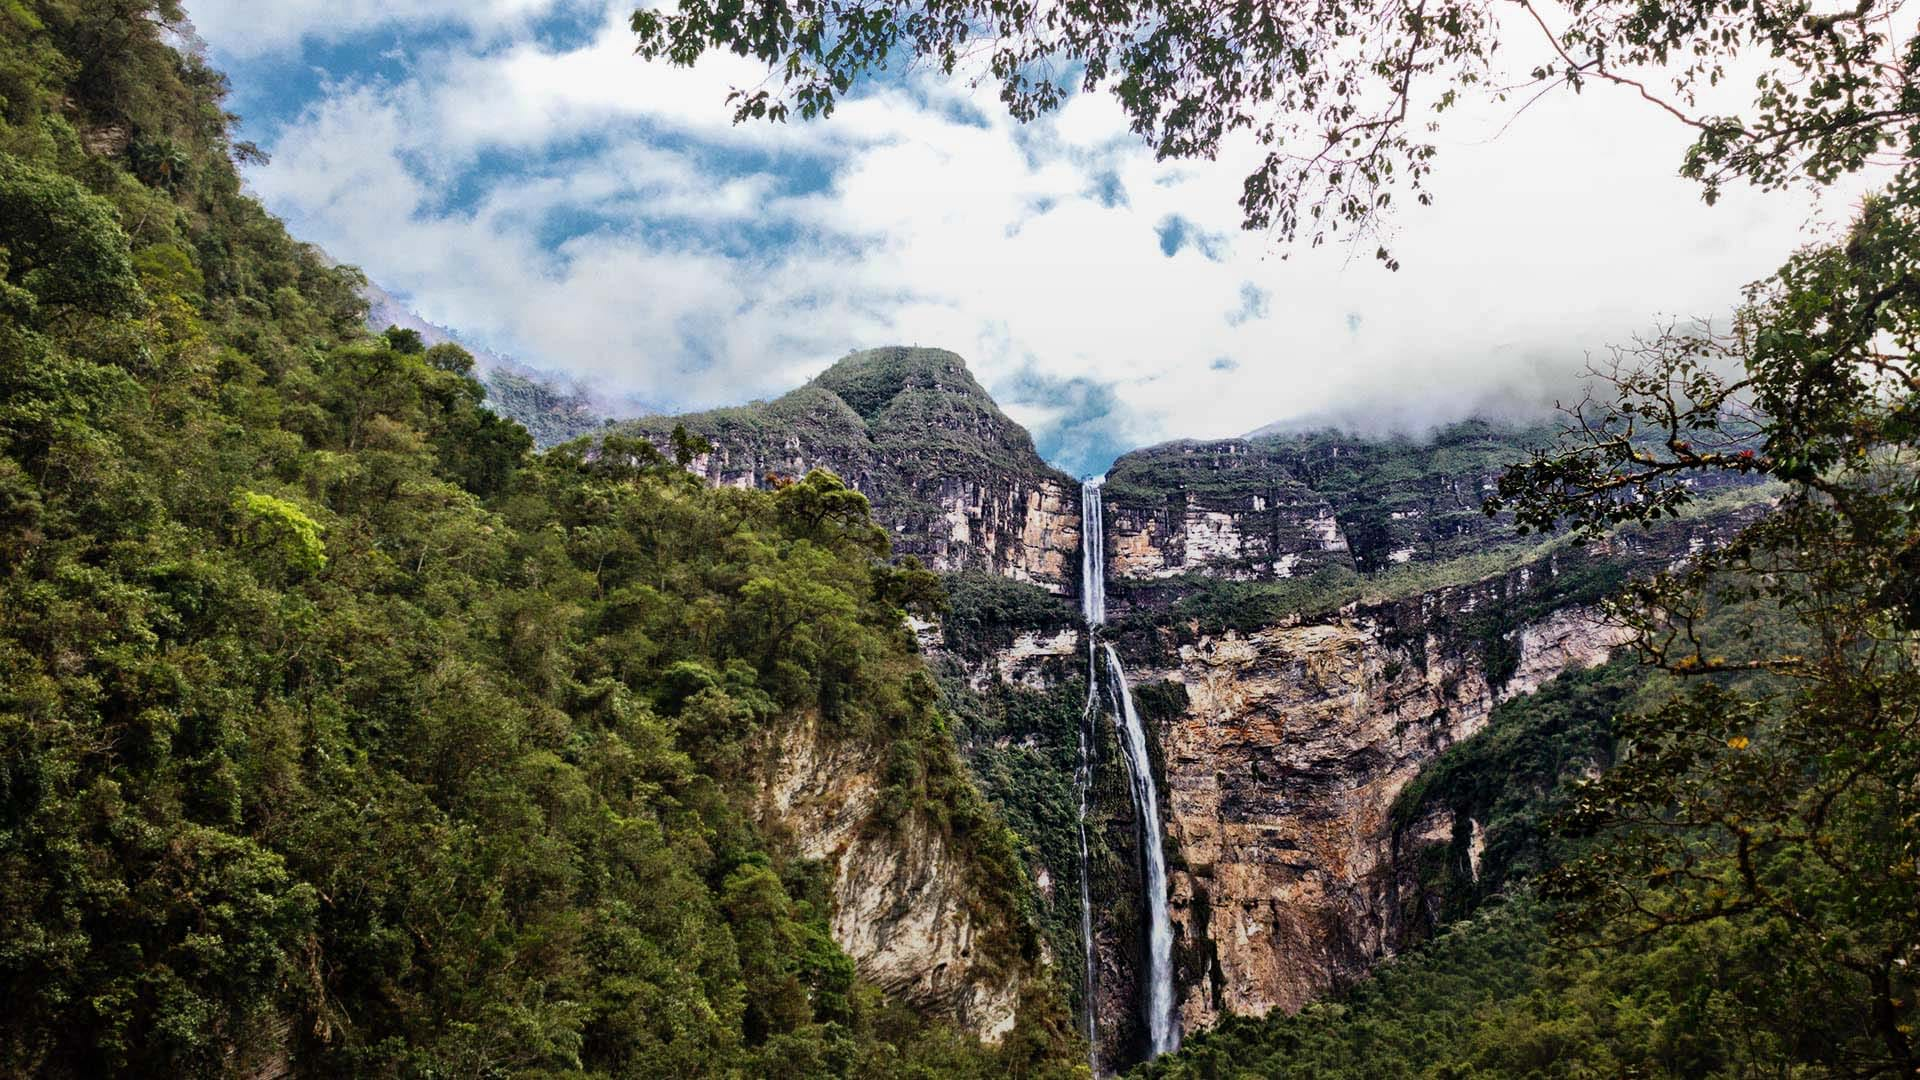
[621, 347, 1083, 594]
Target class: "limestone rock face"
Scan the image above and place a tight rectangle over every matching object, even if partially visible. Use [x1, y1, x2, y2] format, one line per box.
[1141, 596, 1629, 1028]
[758, 715, 1025, 1043]
[992, 626, 1085, 690]
[627, 347, 1085, 594]
[1107, 488, 1351, 582]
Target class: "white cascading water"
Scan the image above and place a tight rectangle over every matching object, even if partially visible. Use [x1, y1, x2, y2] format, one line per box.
[1075, 644, 1100, 1071]
[1078, 477, 1180, 1062]
[1101, 642, 1178, 1058]
[1076, 480, 1104, 1069]
[1081, 479, 1106, 625]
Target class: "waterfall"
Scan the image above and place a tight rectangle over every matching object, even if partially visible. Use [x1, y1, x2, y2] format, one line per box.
[1082, 479, 1105, 625]
[1076, 480, 1104, 1070]
[1075, 641, 1100, 1071]
[1101, 642, 1179, 1058]
[1078, 477, 1179, 1064]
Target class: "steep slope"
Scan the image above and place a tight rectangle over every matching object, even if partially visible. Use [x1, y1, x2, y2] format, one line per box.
[0, 7, 1070, 1075]
[361, 280, 611, 447]
[622, 347, 1085, 594]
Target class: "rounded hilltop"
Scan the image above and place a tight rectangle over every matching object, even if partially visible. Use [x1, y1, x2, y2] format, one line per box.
[807, 346, 1000, 421]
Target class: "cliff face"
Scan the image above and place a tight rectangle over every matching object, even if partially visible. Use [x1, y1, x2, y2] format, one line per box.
[626, 348, 1083, 593]
[1144, 585, 1625, 1027]
[757, 714, 1028, 1043]
[1100, 425, 1542, 581]
[1118, 512, 1753, 1035]
[1103, 441, 1353, 582]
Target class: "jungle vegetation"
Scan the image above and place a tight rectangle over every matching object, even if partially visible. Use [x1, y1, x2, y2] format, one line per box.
[0, 3, 1080, 1075]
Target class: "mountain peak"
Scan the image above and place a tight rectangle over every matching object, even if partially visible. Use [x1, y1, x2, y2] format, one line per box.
[809, 346, 994, 421]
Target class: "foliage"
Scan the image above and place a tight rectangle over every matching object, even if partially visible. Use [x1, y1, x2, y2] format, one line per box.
[480, 367, 608, 448]
[229, 490, 327, 575]
[0, 6, 1080, 1076]
[940, 572, 1079, 660]
[629, 0, 1914, 264]
[1481, 187, 1920, 1073]
[938, 666, 1099, 1023]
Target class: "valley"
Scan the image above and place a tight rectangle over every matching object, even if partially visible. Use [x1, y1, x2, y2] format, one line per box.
[612, 345, 1771, 1072]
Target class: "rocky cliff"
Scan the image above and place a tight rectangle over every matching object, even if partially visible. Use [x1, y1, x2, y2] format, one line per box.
[623, 348, 1083, 593]
[1099, 423, 1546, 582]
[1114, 510, 1757, 1036]
[756, 714, 1029, 1042]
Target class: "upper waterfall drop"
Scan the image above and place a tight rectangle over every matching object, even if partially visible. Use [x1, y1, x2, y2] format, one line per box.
[1081, 478, 1105, 627]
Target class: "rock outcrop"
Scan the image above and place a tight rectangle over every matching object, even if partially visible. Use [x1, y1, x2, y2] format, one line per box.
[757, 714, 1027, 1043]
[625, 347, 1084, 593]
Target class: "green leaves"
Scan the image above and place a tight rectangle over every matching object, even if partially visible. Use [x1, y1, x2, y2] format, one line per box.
[0, 152, 142, 319]
[229, 490, 327, 576]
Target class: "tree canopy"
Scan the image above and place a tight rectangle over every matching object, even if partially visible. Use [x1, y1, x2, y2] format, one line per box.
[632, 0, 1917, 265]
[0, 3, 1079, 1074]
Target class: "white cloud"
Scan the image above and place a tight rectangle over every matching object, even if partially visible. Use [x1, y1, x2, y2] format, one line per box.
[221, 0, 1875, 471]
[185, 0, 591, 56]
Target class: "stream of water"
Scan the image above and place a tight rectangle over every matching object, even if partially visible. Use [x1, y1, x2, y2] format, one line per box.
[1078, 477, 1179, 1063]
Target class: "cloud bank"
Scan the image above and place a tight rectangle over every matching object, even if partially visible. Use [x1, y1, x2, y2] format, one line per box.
[193, 0, 1861, 474]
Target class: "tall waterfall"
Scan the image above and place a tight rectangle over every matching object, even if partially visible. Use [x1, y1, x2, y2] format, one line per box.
[1101, 642, 1179, 1058]
[1078, 477, 1180, 1063]
[1075, 643, 1100, 1070]
[1076, 481, 1104, 1069]
[1082, 480, 1106, 625]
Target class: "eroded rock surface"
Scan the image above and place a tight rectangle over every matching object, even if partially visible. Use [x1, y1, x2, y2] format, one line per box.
[1146, 600, 1627, 1027]
[759, 715, 1026, 1042]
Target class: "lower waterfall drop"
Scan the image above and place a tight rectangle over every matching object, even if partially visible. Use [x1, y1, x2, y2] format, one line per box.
[1101, 643, 1179, 1058]
[1078, 477, 1180, 1064]
[1075, 641, 1100, 1071]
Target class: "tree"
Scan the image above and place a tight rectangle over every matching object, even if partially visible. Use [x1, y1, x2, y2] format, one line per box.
[631, 0, 1917, 265]
[1486, 185, 1920, 1074]
[0, 152, 142, 317]
[670, 421, 713, 467]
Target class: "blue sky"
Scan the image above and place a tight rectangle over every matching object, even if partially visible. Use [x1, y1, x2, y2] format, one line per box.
[181, 0, 1857, 475]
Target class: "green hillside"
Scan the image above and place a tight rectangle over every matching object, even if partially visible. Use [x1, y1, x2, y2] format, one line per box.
[0, 5, 1073, 1076]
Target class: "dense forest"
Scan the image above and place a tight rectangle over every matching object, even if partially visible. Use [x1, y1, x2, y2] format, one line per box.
[0, 3, 1076, 1075]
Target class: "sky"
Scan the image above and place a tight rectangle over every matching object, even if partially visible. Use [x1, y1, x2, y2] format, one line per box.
[181, 0, 1865, 475]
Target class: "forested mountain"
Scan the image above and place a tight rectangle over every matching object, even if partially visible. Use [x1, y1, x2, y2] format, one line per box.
[360, 280, 612, 449]
[0, 5, 1073, 1075]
